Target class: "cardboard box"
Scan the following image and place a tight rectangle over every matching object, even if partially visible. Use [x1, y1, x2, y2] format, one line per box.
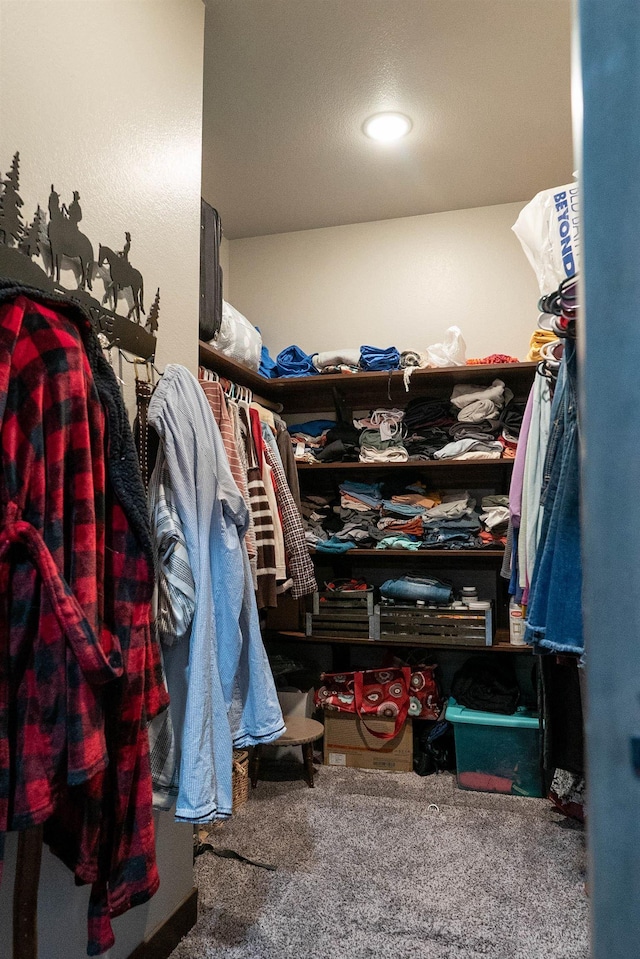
[323, 712, 413, 772]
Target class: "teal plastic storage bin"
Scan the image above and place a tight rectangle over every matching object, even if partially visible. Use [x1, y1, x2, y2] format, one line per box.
[445, 698, 543, 798]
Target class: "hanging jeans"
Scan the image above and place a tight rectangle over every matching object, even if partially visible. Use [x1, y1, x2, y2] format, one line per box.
[525, 340, 583, 654]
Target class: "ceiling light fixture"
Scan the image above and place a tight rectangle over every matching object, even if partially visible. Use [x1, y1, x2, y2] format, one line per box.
[363, 112, 412, 142]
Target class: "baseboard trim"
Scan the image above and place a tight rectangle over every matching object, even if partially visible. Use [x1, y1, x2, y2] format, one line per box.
[127, 887, 198, 959]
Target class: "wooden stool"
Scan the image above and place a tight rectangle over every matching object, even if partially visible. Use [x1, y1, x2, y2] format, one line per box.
[250, 717, 324, 788]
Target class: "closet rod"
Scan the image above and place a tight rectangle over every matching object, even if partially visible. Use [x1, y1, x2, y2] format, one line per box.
[251, 392, 283, 414]
[200, 369, 283, 414]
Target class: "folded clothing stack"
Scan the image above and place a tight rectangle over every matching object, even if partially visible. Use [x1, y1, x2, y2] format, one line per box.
[273, 344, 402, 377]
[433, 437, 504, 461]
[450, 379, 510, 425]
[301, 482, 505, 553]
[290, 419, 336, 461]
[312, 349, 361, 375]
[375, 485, 441, 549]
[300, 492, 334, 547]
[287, 416, 362, 464]
[434, 379, 513, 460]
[359, 345, 401, 372]
[339, 479, 383, 511]
[499, 397, 527, 459]
[404, 397, 455, 432]
[281, 383, 524, 463]
[354, 408, 408, 463]
[309, 480, 383, 549]
[303, 480, 391, 552]
[502, 398, 527, 436]
[478, 494, 510, 547]
[315, 421, 362, 463]
[421, 490, 483, 549]
[403, 397, 456, 460]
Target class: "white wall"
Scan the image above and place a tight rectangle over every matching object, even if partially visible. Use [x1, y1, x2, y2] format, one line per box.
[0, 2, 204, 956]
[227, 202, 541, 362]
[0, 0, 203, 379]
[221, 235, 231, 299]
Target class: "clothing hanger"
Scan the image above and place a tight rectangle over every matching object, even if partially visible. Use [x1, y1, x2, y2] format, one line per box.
[536, 312, 555, 332]
[538, 275, 579, 342]
[552, 315, 576, 339]
[538, 275, 579, 320]
[537, 358, 557, 382]
[537, 339, 564, 381]
[98, 334, 126, 391]
[540, 340, 564, 363]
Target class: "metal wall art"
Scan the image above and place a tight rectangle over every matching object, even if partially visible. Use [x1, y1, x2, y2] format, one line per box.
[0, 151, 159, 357]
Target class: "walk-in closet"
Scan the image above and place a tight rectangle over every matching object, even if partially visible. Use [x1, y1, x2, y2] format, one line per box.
[0, 1, 637, 958]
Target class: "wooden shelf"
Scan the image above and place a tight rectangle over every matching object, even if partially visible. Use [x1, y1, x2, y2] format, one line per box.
[310, 548, 505, 558]
[297, 459, 514, 471]
[198, 341, 280, 395]
[270, 629, 531, 654]
[197, 343, 536, 413]
[270, 362, 537, 413]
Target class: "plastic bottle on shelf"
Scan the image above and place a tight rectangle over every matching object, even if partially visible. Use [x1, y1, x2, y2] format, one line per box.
[509, 598, 527, 646]
[461, 586, 478, 604]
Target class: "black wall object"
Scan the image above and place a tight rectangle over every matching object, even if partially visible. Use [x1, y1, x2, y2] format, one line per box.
[199, 198, 223, 342]
[0, 150, 158, 358]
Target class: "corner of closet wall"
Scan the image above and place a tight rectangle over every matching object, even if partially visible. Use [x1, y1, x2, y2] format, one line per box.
[0, 1, 205, 955]
[224, 201, 541, 362]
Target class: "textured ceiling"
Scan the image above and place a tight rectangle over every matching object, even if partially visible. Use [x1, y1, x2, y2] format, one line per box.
[202, 0, 573, 239]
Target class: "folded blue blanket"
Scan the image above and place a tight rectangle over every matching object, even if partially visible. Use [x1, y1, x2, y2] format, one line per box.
[259, 344, 279, 378]
[276, 345, 318, 377]
[360, 345, 401, 372]
[291, 419, 336, 438]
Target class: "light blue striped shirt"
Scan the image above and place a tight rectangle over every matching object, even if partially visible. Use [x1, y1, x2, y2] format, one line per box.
[149, 365, 285, 822]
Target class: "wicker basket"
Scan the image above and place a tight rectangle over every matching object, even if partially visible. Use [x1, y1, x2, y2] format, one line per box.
[232, 749, 250, 811]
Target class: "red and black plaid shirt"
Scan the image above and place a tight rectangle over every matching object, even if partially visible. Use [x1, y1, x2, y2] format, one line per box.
[0, 285, 168, 955]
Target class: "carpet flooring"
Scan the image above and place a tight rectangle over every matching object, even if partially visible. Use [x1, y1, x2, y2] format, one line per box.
[169, 764, 589, 959]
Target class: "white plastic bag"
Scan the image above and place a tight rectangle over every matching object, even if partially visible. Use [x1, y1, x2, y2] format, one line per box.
[425, 326, 467, 367]
[211, 300, 262, 371]
[512, 183, 580, 295]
